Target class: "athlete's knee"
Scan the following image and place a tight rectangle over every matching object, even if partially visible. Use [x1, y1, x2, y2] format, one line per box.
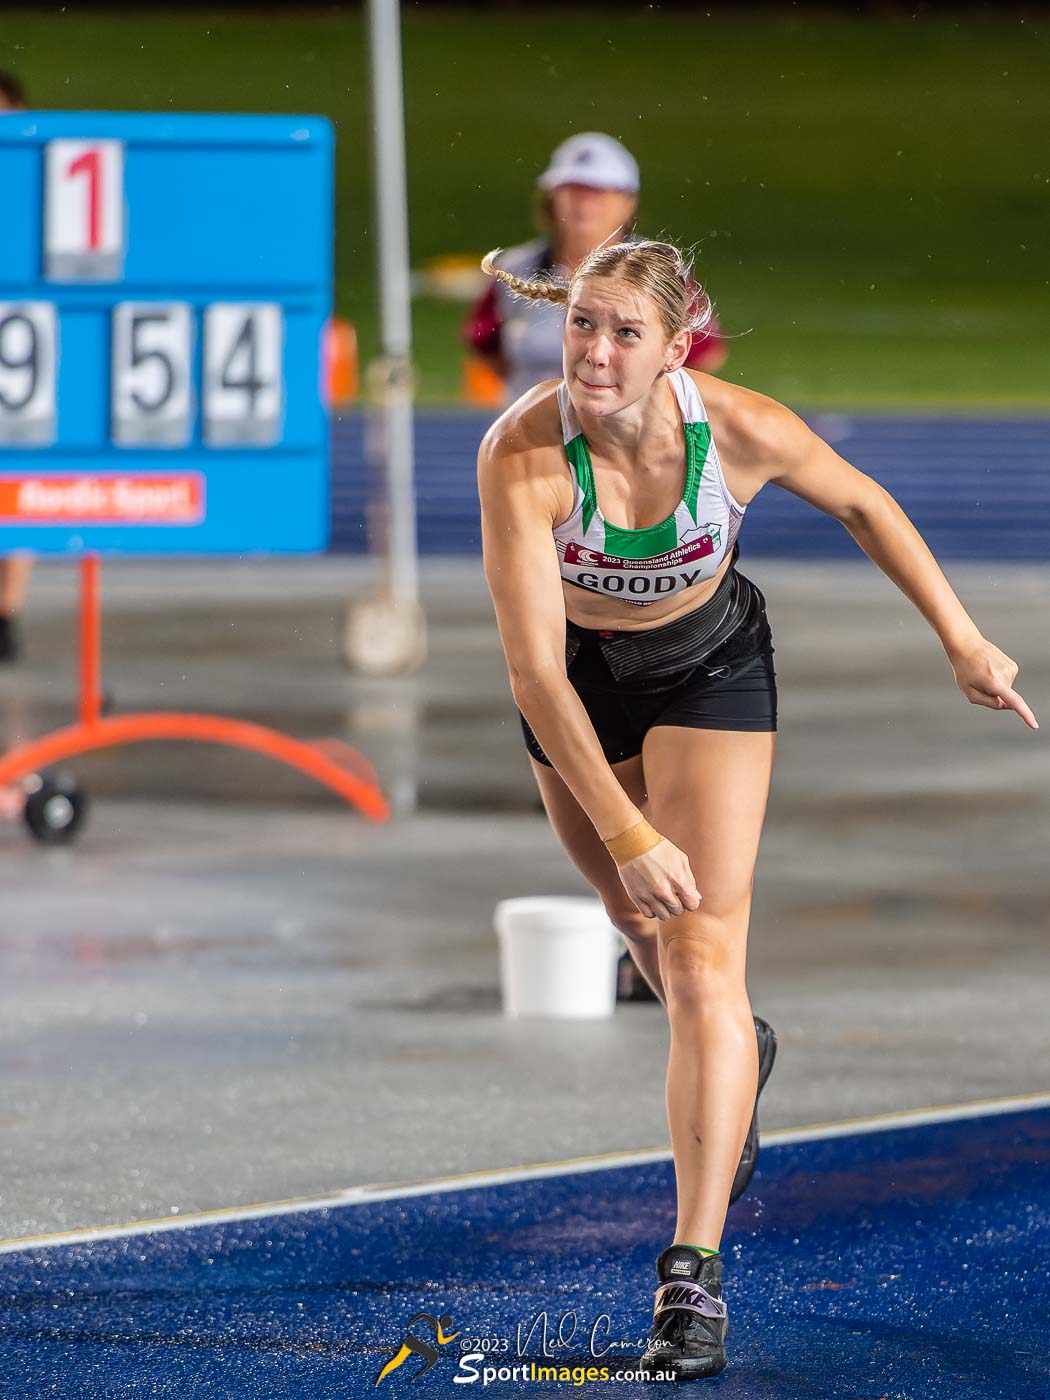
[661, 915, 743, 1011]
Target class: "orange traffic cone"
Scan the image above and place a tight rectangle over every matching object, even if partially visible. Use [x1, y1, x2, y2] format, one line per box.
[324, 318, 358, 406]
[463, 355, 505, 409]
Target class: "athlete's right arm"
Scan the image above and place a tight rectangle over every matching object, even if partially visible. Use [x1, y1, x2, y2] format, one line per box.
[477, 425, 643, 844]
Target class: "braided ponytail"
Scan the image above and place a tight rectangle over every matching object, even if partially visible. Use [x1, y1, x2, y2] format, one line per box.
[480, 249, 570, 308]
[480, 240, 711, 341]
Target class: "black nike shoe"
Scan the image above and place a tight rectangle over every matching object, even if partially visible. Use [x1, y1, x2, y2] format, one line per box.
[730, 1015, 778, 1204]
[0, 615, 20, 664]
[639, 1245, 728, 1380]
[616, 950, 659, 1002]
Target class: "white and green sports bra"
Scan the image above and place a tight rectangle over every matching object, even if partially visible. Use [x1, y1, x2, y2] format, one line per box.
[554, 369, 745, 607]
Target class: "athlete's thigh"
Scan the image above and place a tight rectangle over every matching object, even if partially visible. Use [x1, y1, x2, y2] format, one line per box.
[641, 726, 776, 923]
[529, 753, 650, 905]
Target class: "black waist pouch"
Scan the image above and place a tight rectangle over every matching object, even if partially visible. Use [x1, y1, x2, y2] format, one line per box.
[566, 556, 770, 683]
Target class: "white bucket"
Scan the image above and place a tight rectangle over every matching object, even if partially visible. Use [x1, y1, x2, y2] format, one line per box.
[494, 896, 623, 1020]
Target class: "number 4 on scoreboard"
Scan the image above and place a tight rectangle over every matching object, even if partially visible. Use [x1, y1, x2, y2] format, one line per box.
[203, 304, 284, 447]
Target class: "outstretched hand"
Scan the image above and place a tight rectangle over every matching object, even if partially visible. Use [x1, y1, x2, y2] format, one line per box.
[949, 637, 1039, 730]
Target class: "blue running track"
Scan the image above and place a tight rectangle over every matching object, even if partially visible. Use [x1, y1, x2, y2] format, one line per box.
[330, 412, 1050, 561]
[0, 1101, 1047, 1397]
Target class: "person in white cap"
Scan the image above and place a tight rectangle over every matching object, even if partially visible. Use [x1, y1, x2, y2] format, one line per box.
[463, 133, 725, 407]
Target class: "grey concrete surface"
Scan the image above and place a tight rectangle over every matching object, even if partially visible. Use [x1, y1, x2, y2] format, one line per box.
[0, 556, 1047, 1242]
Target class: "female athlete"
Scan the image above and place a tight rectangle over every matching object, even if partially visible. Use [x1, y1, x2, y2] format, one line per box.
[476, 239, 1037, 1380]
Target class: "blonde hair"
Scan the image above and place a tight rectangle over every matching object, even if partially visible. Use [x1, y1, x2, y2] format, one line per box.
[480, 239, 712, 341]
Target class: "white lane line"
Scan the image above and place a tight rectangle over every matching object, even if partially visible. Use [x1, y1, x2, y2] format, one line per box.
[2, 1089, 1047, 1256]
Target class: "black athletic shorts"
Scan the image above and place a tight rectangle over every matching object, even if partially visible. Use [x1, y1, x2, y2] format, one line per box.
[518, 566, 777, 768]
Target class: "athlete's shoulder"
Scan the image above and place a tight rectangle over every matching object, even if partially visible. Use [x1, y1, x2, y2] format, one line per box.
[682, 369, 807, 467]
[479, 380, 563, 470]
[478, 383, 569, 526]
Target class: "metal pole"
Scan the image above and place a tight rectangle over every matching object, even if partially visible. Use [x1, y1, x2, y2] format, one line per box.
[367, 0, 418, 609]
[78, 555, 102, 728]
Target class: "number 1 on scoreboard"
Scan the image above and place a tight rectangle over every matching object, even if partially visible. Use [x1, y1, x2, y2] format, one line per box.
[44, 140, 125, 282]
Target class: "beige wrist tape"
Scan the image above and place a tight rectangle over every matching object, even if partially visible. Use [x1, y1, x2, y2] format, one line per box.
[603, 819, 662, 866]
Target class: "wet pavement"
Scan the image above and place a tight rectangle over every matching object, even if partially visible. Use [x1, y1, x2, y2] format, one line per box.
[2, 1105, 1047, 1398]
[0, 555, 1047, 1243]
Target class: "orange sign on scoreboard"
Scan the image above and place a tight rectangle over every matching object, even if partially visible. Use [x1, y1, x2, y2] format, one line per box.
[0, 475, 204, 524]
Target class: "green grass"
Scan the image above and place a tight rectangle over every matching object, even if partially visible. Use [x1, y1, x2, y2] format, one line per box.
[4, 7, 1048, 406]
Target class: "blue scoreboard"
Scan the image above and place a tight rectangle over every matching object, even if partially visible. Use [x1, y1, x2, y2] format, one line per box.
[0, 112, 333, 554]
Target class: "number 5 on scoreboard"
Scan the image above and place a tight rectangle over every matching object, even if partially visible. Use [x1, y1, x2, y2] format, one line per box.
[112, 303, 194, 447]
[203, 304, 284, 446]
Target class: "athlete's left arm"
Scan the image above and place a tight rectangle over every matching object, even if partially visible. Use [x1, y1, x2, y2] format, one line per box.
[739, 394, 1039, 731]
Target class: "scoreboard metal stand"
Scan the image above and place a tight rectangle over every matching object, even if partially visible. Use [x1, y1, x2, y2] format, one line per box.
[0, 112, 389, 840]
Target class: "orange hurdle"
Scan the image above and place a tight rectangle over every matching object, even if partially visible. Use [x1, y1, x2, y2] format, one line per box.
[0, 556, 390, 841]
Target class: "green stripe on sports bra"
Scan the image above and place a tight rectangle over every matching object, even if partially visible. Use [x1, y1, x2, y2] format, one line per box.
[564, 415, 714, 560]
[602, 512, 679, 558]
[684, 421, 711, 524]
[565, 435, 598, 535]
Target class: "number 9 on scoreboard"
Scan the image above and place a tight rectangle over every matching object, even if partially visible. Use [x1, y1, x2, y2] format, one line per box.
[204, 304, 284, 446]
[0, 302, 57, 446]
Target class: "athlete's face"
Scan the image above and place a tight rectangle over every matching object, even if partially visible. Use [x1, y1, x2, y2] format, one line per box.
[564, 277, 691, 417]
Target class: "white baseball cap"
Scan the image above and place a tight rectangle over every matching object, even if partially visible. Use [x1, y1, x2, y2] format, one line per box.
[537, 133, 640, 194]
